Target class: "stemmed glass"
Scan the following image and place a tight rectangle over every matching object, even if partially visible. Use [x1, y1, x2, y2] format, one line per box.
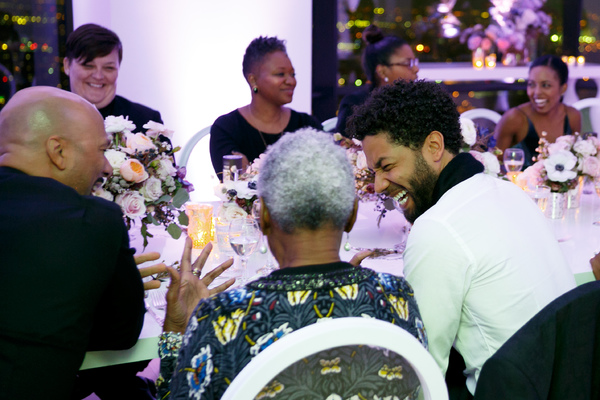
[503, 148, 525, 174]
[228, 217, 261, 283]
[251, 201, 277, 275]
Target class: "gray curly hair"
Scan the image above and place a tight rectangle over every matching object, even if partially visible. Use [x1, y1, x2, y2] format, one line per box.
[258, 128, 356, 234]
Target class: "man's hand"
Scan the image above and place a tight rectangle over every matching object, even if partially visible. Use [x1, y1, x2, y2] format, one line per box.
[164, 237, 235, 333]
[135, 252, 167, 290]
[590, 252, 600, 281]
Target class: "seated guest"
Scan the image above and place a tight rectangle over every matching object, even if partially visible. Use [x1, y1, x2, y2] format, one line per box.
[336, 24, 419, 137]
[64, 23, 163, 133]
[158, 129, 428, 399]
[0, 86, 146, 400]
[348, 80, 576, 397]
[209, 36, 321, 178]
[494, 55, 581, 168]
[474, 281, 600, 399]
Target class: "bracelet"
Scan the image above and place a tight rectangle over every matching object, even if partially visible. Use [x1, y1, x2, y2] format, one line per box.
[159, 331, 183, 359]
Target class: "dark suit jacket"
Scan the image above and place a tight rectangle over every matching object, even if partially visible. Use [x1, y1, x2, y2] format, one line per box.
[0, 167, 145, 400]
[474, 281, 600, 399]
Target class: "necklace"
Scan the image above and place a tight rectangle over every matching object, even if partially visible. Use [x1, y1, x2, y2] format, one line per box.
[257, 129, 283, 149]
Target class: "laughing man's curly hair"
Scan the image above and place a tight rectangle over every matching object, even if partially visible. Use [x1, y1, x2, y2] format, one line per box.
[347, 80, 463, 155]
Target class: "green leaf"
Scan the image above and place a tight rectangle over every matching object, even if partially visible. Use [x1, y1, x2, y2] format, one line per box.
[172, 187, 190, 208]
[157, 194, 172, 203]
[178, 212, 189, 226]
[167, 223, 182, 239]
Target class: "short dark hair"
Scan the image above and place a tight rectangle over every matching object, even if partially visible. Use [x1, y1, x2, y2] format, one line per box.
[530, 55, 569, 85]
[347, 80, 463, 155]
[242, 36, 287, 79]
[362, 25, 408, 85]
[65, 23, 122, 64]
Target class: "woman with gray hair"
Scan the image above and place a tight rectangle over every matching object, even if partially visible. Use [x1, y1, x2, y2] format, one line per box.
[157, 128, 427, 399]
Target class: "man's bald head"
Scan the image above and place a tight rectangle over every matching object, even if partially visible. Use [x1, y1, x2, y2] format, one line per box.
[0, 86, 112, 195]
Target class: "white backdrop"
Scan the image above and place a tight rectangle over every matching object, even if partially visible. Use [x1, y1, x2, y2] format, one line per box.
[72, 0, 314, 200]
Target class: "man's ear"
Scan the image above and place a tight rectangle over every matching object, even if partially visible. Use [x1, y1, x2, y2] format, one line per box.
[46, 135, 68, 170]
[423, 131, 445, 163]
[344, 198, 359, 233]
[259, 197, 271, 235]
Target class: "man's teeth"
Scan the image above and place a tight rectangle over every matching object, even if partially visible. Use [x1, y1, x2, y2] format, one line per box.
[393, 189, 408, 206]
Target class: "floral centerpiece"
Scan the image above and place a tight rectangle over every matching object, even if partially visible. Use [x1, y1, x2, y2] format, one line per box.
[518, 132, 600, 193]
[213, 155, 261, 222]
[460, 0, 551, 64]
[92, 116, 193, 248]
[459, 116, 502, 177]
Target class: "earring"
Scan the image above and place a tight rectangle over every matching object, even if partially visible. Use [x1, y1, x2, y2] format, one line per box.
[344, 233, 351, 251]
[384, 77, 389, 83]
[253, 86, 258, 93]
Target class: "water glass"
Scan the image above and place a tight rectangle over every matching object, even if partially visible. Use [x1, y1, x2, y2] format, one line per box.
[503, 148, 525, 173]
[228, 218, 261, 283]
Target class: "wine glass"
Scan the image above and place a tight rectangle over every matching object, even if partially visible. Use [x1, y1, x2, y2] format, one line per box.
[251, 201, 277, 275]
[228, 217, 261, 283]
[503, 148, 525, 174]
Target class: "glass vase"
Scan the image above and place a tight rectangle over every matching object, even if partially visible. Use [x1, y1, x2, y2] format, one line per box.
[546, 192, 566, 219]
[566, 176, 584, 209]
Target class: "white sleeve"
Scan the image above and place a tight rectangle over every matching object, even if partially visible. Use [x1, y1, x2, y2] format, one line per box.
[403, 216, 474, 375]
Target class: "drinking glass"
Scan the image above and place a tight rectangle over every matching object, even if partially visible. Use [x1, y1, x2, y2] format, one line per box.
[503, 148, 525, 173]
[228, 218, 261, 283]
[251, 201, 277, 275]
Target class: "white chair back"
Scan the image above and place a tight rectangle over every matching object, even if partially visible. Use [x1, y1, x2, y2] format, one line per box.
[178, 126, 211, 169]
[572, 98, 600, 133]
[461, 108, 502, 124]
[322, 116, 338, 132]
[221, 317, 448, 400]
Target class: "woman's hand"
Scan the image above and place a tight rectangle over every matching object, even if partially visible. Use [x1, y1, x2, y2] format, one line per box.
[164, 238, 235, 333]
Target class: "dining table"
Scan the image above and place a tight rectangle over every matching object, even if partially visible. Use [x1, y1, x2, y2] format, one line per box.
[80, 192, 597, 370]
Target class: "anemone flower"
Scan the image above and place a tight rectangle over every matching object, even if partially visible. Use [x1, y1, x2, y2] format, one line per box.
[543, 150, 577, 182]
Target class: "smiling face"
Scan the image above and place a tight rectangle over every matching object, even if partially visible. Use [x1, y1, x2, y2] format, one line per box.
[527, 65, 567, 114]
[251, 51, 296, 105]
[362, 133, 439, 224]
[64, 48, 120, 109]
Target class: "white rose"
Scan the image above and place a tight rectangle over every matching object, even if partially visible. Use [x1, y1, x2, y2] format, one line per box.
[555, 135, 576, 146]
[573, 139, 597, 157]
[143, 120, 174, 139]
[356, 151, 368, 170]
[460, 117, 477, 146]
[547, 141, 571, 156]
[124, 132, 157, 154]
[156, 158, 178, 179]
[104, 149, 128, 172]
[115, 191, 147, 219]
[220, 203, 247, 221]
[104, 115, 136, 134]
[582, 156, 600, 177]
[92, 186, 114, 202]
[481, 151, 501, 176]
[139, 176, 164, 201]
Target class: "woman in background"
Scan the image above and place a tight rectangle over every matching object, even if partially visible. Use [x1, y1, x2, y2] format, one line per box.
[64, 23, 163, 132]
[209, 36, 321, 178]
[494, 55, 581, 167]
[335, 25, 419, 137]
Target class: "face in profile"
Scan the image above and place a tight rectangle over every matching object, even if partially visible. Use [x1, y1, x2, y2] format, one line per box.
[379, 44, 419, 85]
[64, 48, 120, 109]
[252, 51, 297, 106]
[527, 65, 566, 114]
[361, 133, 438, 224]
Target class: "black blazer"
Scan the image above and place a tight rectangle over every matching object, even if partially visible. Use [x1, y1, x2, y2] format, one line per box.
[0, 167, 145, 400]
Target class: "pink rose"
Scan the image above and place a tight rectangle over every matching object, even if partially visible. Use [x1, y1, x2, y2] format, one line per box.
[120, 159, 149, 183]
[582, 156, 600, 177]
[481, 38, 492, 51]
[124, 132, 157, 154]
[142, 121, 174, 139]
[140, 176, 164, 201]
[115, 191, 147, 219]
[497, 38, 510, 52]
[547, 141, 571, 156]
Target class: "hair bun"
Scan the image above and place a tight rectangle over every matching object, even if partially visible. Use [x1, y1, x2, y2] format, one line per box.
[363, 25, 385, 45]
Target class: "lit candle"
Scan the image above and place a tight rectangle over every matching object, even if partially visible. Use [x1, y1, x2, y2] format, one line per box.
[485, 53, 496, 69]
[561, 55, 568, 64]
[472, 48, 484, 70]
[185, 203, 214, 249]
[577, 55, 585, 67]
[567, 56, 576, 66]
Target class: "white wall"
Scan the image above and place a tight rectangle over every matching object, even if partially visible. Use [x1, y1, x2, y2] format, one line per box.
[72, 0, 314, 200]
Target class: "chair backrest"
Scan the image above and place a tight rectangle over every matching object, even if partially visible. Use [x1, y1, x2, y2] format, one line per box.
[322, 116, 338, 132]
[178, 126, 212, 169]
[221, 317, 448, 400]
[461, 108, 502, 124]
[572, 97, 600, 133]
